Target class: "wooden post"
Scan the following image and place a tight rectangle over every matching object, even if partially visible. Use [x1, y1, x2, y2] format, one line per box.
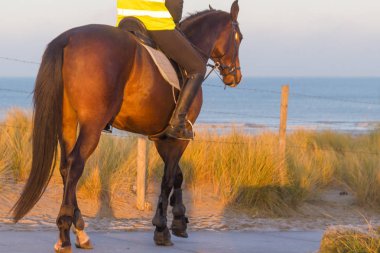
[136, 137, 147, 210]
[279, 85, 289, 185]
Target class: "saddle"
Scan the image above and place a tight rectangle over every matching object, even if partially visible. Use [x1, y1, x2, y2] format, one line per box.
[118, 17, 158, 49]
[118, 17, 184, 90]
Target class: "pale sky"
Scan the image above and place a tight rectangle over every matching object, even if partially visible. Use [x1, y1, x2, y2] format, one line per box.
[0, 0, 379, 77]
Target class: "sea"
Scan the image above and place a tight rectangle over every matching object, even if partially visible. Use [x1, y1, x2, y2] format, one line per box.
[1, 77, 380, 133]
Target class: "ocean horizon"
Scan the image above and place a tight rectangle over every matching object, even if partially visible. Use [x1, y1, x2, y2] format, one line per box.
[1, 76, 380, 133]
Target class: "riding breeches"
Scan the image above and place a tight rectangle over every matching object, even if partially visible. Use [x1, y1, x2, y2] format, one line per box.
[149, 29, 206, 76]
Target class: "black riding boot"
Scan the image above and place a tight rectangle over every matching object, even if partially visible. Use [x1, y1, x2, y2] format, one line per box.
[164, 73, 203, 140]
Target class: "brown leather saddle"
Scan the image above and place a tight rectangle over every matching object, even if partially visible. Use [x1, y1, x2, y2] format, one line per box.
[118, 17, 158, 49]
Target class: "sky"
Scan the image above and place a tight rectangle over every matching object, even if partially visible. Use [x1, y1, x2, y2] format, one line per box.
[0, 0, 379, 77]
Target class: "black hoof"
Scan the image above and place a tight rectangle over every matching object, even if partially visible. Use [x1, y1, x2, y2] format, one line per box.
[171, 217, 189, 238]
[154, 227, 173, 246]
[172, 229, 188, 238]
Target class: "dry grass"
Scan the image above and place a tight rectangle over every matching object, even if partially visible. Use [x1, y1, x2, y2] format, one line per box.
[287, 130, 380, 208]
[179, 131, 301, 215]
[0, 132, 10, 194]
[0, 109, 32, 182]
[1, 110, 380, 214]
[320, 225, 380, 253]
[77, 136, 138, 209]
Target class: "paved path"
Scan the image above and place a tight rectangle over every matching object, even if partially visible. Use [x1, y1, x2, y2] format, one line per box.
[0, 231, 323, 253]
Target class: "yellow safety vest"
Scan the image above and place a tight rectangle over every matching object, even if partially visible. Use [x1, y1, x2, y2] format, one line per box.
[117, 0, 176, 31]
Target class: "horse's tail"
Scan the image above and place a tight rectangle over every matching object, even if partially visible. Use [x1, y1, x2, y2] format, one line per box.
[12, 33, 69, 222]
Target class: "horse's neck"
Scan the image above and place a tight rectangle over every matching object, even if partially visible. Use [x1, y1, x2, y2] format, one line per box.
[181, 13, 229, 59]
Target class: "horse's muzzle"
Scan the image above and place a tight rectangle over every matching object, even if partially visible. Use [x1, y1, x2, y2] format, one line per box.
[223, 72, 242, 87]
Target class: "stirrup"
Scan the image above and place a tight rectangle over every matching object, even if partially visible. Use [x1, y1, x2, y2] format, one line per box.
[148, 120, 194, 141]
[165, 125, 193, 140]
[148, 130, 166, 141]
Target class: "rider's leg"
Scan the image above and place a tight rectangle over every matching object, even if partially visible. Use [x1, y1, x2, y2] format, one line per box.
[149, 29, 206, 140]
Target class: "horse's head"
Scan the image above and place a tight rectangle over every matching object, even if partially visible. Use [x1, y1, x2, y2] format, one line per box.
[181, 1, 243, 87]
[210, 1, 243, 87]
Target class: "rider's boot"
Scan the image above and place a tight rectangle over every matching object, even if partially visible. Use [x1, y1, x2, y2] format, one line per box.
[164, 73, 203, 140]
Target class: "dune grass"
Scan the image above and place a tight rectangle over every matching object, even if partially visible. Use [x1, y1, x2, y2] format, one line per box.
[0, 109, 33, 182]
[77, 135, 138, 209]
[178, 131, 302, 215]
[1, 110, 380, 214]
[320, 225, 380, 253]
[287, 130, 380, 208]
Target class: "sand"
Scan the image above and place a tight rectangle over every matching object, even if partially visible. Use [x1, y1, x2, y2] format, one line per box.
[0, 182, 379, 233]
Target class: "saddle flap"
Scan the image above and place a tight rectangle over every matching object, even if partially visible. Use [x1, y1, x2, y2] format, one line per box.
[142, 44, 181, 90]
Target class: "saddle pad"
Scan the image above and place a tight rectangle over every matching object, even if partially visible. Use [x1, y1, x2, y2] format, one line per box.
[142, 44, 181, 90]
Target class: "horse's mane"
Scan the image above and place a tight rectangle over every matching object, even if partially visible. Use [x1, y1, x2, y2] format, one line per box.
[179, 8, 232, 49]
[181, 9, 226, 25]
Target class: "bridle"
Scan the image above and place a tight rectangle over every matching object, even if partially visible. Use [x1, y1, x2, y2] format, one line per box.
[204, 21, 241, 84]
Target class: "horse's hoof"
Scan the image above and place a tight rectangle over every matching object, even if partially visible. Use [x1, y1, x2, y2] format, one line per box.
[154, 227, 173, 246]
[171, 217, 189, 238]
[54, 244, 72, 253]
[74, 229, 94, 249]
[172, 229, 188, 238]
[54, 240, 72, 253]
[75, 239, 93, 250]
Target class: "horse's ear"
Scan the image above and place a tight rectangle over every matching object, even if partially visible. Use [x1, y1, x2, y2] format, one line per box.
[209, 4, 215, 11]
[230, 0, 239, 21]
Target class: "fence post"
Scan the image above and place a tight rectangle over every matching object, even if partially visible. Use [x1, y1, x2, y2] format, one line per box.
[136, 136, 148, 210]
[279, 85, 289, 186]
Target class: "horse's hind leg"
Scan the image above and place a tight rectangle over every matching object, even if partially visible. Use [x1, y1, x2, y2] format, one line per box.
[71, 200, 93, 250]
[152, 139, 189, 246]
[55, 122, 102, 253]
[170, 166, 189, 238]
[55, 94, 93, 251]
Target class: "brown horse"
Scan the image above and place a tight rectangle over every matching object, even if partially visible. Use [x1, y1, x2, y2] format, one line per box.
[12, 1, 242, 252]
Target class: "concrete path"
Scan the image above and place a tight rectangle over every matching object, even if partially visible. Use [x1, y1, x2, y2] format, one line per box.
[0, 231, 323, 253]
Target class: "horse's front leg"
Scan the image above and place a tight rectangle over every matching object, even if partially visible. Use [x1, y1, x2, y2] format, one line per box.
[152, 167, 174, 246]
[152, 139, 189, 246]
[170, 166, 189, 238]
